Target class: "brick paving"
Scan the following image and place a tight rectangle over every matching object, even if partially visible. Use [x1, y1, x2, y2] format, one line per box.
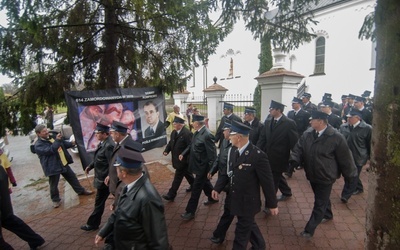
[3, 161, 367, 249]
[3, 135, 367, 249]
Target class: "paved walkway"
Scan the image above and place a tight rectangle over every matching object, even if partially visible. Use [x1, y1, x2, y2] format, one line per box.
[3, 136, 367, 249]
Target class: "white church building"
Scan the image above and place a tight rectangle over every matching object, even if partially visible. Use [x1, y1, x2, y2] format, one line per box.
[187, 0, 376, 106]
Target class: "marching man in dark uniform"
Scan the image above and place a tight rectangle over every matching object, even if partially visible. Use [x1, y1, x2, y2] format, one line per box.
[320, 100, 342, 130]
[179, 115, 217, 220]
[289, 111, 357, 238]
[339, 110, 372, 203]
[1, 167, 45, 250]
[243, 107, 264, 145]
[257, 100, 298, 202]
[287, 97, 311, 136]
[162, 116, 194, 201]
[215, 102, 242, 147]
[81, 123, 115, 231]
[301, 92, 317, 113]
[95, 146, 169, 249]
[353, 96, 373, 125]
[208, 122, 235, 245]
[212, 121, 278, 249]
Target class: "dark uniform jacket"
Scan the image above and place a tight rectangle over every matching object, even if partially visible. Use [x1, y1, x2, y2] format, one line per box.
[209, 139, 234, 177]
[98, 173, 169, 250]
[213, 143, 277, 216]
[327, 113, 342, 130]
[215, 113, 242, 146]
[163, 126, 192, 170]
[290, 125, 357, 185]
[256, 115, 298, 172]
[182, 126, 216, 175]
[108, 136, 144, 196]
[35, 138, 74, 176]
[87, 136, 115, 189]
[302, 102, 317, 113]
[244, 117, 264, 145]
[339, 121, 372, 166]
[287, 109, 311, 136]
[359, 108, 372, 125]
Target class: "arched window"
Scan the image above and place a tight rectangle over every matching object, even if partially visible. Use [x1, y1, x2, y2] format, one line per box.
[314, 37, 325, 74]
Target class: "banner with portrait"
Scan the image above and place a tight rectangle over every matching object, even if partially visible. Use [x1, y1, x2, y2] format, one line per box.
[65, 87, 167, 168]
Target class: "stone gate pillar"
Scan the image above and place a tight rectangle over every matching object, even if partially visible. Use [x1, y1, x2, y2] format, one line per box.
[173, 90, 190, 112]
[203, 77, 228, 133]
[255, 48, 304, 121]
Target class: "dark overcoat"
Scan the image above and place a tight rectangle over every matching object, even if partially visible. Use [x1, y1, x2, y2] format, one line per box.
[213, 143, 277, 216]
[244, 117, 264, 145]
[98, 173, 169, 249]
[182, 126, 216, 175]
[290, 125, 357, 184]
[339, 121, 372, 166]
[256, 115, 298, 172]
[287, 109, 311, 136]
[163, 126, 192, 170]
[87, 135, 115, 189]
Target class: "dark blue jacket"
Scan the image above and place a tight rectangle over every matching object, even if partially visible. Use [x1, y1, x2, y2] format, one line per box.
[35, 138, 74, 176]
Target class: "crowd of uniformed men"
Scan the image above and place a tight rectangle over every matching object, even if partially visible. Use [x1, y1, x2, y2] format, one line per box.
[0, 90, 373, 250]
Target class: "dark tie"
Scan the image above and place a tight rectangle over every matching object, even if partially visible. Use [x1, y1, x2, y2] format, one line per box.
[122, 186, 128, 195]
[149, 127, 155, 136]
[234, 150, 240, 163]
[349, 125, 354, 131]
[313, 130, 319, 139]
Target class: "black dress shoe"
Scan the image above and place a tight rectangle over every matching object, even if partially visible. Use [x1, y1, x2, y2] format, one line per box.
[277, 194, 292, 202]
[210, 236, 223, 244]
[262, 208, 271, 215]
[162, 194, 175, 201]
[321, 217, 333, 223]
[353, 189, 364, 195]
[181, 212, 195, 221]
[300, 231, 313, 238]
[340, 197, 348, 203]
[283, 172, 293, 178]
[80, 224, 99, 231]
[186, 186, 192, 192]
[30, 239, 45, 250]
[203, 199, 219, 205]
[79, 190, 94, 195]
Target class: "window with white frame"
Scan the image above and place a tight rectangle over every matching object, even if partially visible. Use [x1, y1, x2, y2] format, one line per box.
[314, 37, 325, 74]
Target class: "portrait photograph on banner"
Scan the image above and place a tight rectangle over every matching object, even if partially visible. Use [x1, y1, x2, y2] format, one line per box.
[65, 87, 167, 169]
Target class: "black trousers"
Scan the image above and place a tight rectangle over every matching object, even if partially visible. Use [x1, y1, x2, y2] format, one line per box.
[48, 165, 85, 202]
[234, 215, 265, 250]
[304, 182, 333, 235]
[272, 171, 292, 196]
[342, 164, 363, 199]
[1, 214, 44, 248]
[167, 167, 194, 198]
[185, 171, 213, 214]
[213, 192, 234, 241]
[86, 187, 110, 227]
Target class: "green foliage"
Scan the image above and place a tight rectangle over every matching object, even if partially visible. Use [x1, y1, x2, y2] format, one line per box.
[0, 0, 321, 131]
[253, 34, 273, 118]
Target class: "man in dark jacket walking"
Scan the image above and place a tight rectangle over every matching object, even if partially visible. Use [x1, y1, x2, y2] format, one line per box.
[215, 102, 242, 147]
[1, 167, 45, 250]
[179, 115, 217, 220]
[339, 110, 372, 203]
[207, 122, 235, 244]
[243, 107, 264, 145]
[257, 100, 298, 202]
[34, 124, 93, 208]
[212, 121, 278, 249]
[287, 97, 311, 136]
[81, 123, 115, 231]
[290, 111, 357, 238]
[95, 146, 169, 249]
[162, 116, 194, 201]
